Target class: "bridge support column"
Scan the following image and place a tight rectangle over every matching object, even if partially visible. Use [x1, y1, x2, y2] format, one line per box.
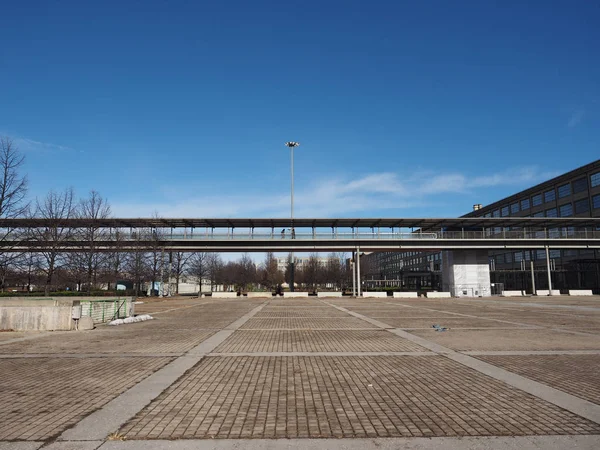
[357, 247, 362, 297]
[352, 251, 356, 297]
[442, 250, 491, 297]
[545, 246, 553, 295]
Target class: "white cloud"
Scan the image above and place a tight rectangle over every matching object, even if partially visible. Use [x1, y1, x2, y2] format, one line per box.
[111, 165, 553, 218]
[11, 136, 77, 153]
[567, 109, 584, 128]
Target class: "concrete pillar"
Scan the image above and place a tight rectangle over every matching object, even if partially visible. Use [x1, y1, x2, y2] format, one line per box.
[530, 258, 536, 295]
[357, 246, 362, 297]
[545, 246, 552, 295]
[351, 251, 356, 297]
[442, 250, 491, 297]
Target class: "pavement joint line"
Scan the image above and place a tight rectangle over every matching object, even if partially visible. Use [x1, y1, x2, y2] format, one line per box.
[464, 350, 600, 356]
[207, 351, 437, 357]
[239, 327, 383, 331]
[0, 353, 185, 358]
[89, 435, 600, 449]
[58, 301, 267, 442]
[323, 300, 600, 425]
[455, 298, 600, 312]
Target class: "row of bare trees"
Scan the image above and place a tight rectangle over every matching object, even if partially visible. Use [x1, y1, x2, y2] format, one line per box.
[0, 136, 354, 296]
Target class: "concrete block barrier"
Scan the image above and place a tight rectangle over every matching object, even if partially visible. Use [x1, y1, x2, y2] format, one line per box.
[317, 292, 342, 297]
[362, 292, 387, 298]
[211, 292, 238, 298]
[568, 290, 593, 296]
[536, 290, 561, 296]
[246, 292, 272, 298]
[283, 292, 310, 298]
[392, 292, 418, 298]
[426, 292, 451, 298]
[501, 290, 525, 297]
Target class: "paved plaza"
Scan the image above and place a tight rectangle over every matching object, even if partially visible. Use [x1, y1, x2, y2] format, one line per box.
[1, 295, 600, 449]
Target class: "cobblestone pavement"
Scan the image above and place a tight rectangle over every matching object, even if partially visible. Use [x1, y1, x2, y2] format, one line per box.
[1, 295, 600, 447]
[476, 354, 600, 405]
[120, 355, 600, 439]
[0, 357, 173, 440]
[214, 330, 427, 353]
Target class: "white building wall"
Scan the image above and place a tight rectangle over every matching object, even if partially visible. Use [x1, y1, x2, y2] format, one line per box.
[442, 250, 491, 297]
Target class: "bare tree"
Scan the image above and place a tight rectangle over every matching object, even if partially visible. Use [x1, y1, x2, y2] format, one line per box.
[70, 190, 112, 294]
[0, 137, 28, 219]
[188, 252, 210, 296]
[207, 253, 223, 291]
[171, 251, 192, 294]
[31, 188, 77, 296]
[303, 253, 320, 291]
[125, 250, 149, 297]
[237, 253, 257, 292]
[0, 137, 29, 287]
[260, 252, 283, 291]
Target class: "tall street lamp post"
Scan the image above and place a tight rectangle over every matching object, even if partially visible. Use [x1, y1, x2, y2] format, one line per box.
[285, 141, 299, 292]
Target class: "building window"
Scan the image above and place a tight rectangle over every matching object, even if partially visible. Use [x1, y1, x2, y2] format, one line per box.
[533, 211, 544, 217]
[501, 206, 509, 217]
[557, 183, 571, 198]
[559, 203, 573, 217]
[505, 253, 512, 263]
[544, 189, 556, 203]
[593, 194, 600, 209]
[573, 177, 588, 194]
[521, 198, 530, 210]
[510, 203, 519, 214]
[532, 194, 542, 206]
[496, 254, 505, 264]
[546, 208, 557, 217]
[492, 210, 500, 217]
[514, 252, 523, 262]
[550, 249, 561, 258]
[591, 172, 600, 188]
[575, 198, 590, 214]
[484, 212, 491, 218]
[536, 250, 545, 260]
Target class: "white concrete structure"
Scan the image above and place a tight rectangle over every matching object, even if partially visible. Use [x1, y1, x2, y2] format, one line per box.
[393, 292, 418, 298]
[536, 289, 561, 296]
[501, 290, 525, 297]
[362, 291, 387, 298]
[568, 290, 593, 296]
[283, 291, 309, 298]
[426, 292, 451, 298]
[247, 292, 272, 298]
[212, 292, 238, 298]
[317, 292, 342, 297]
[442, 250, 491, 297]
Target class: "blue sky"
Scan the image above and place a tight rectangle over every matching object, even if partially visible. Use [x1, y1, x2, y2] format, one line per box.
[1, 0, 598, 219]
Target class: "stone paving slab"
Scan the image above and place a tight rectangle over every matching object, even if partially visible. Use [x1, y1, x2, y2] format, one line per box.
[383, 317, 533, 329]
[476, 354, 600, 405]
[410, 328, 600, 351]
[348, 308, 463, 318]
[0, 357, 172, 441]
[0, 328, 217, 354]
[240, 317, 375, 330]
[500, 316, 600, 329]
[118, 355, 600, 439]
[213, 330, 427, 353]
[255, 309, 350, 318]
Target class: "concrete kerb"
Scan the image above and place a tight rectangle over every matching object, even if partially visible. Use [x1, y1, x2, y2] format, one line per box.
[93, 436, 600, 450]
[59, 302, 267, 441]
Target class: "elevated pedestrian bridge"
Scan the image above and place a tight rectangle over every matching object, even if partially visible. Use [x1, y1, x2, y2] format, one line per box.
[1, 217, 599, 252]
